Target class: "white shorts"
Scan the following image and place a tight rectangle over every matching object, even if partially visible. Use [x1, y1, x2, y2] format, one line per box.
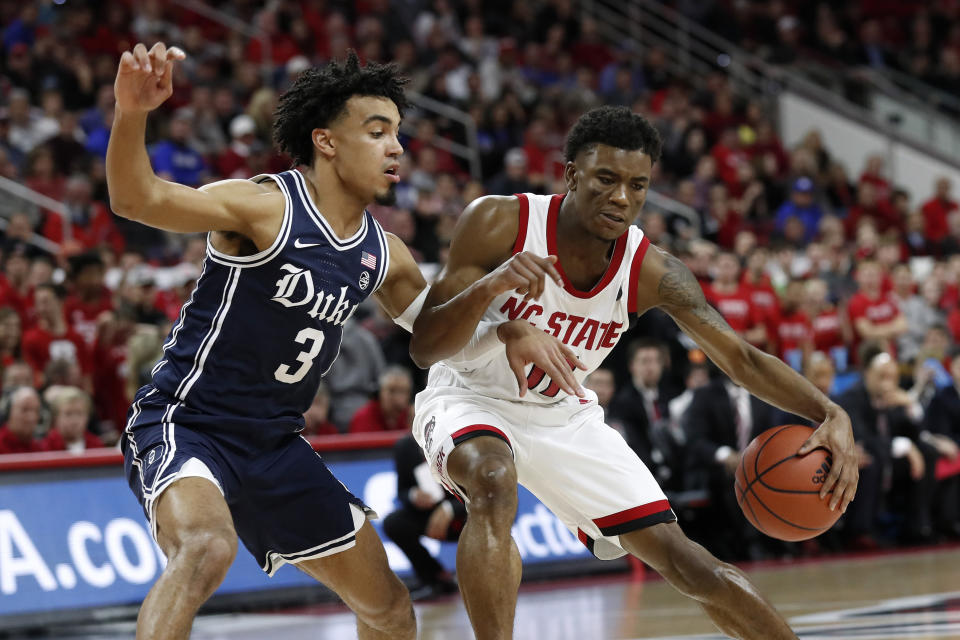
[413, 387, 676, 560]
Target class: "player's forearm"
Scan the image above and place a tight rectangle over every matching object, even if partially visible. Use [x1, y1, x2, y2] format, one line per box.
[409, 279, 501, 367]
[736, 345, 838, 424]
[106, 109, 164, 219]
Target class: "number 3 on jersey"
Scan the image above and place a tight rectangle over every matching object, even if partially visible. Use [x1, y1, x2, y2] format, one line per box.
[275, 327, 325, 384]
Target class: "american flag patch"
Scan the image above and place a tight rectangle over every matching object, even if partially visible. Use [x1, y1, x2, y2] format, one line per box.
[360, 251, 377, 269]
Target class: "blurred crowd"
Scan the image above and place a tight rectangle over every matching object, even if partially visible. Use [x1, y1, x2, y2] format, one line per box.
[0, 0, 959, 561]
[686, 0, 960, 94]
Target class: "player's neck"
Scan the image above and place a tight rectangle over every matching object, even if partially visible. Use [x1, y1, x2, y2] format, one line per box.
[301, 166, 367, 237]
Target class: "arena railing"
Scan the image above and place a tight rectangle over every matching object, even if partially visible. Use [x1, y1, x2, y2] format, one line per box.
[0, 176, 65, 255]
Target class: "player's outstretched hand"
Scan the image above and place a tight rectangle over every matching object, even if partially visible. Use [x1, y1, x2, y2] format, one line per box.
[486, 252, 563, 302]
[797, 406, 859, 513]
[498, 320, 588, 398]
[115, 42, 186, 114]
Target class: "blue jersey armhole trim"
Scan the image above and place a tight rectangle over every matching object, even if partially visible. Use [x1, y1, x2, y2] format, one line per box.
[371, 219, 390, 294]
[206, 173, 293, 268]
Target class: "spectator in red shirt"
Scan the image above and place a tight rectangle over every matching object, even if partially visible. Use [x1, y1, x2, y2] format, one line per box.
[0, 386, 42, 454]
[63, 252, 114, 346]
[303, 381, 339, 436]
[0, 307, 22, 370]
[806, 277, 852, 370]
[41, 386, 102, 453]
[0, 249, 35, 328]
[776, 279, 812, 370]
[741, 246, 781, 340]
[845, 181, 901, 238]
[921, 176, 958, 244]
[705, 252, 767, 347]
[21, 284, 92, 385]
[847, 260, 907, 362]
[349, 366, 413, 433]
[216, 114, 259, 179]
[41, 175, 126, 256]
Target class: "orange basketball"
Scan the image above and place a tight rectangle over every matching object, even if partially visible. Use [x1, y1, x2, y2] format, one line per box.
[733, 425, 842, 541]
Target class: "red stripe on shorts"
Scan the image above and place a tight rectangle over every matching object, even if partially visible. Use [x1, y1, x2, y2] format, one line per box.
[450, 424, 511, 447]
[593, 500, 672, 529]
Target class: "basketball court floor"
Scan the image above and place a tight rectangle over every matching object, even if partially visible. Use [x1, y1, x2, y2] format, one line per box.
[51, 544, 960, 639]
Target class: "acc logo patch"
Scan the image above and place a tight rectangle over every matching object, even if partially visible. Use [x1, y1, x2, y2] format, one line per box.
[359, 271, 370, 290]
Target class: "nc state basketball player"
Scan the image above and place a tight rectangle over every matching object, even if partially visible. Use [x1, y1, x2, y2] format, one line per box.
[107, 43, 572, 640]
[410, 106, 860, 640]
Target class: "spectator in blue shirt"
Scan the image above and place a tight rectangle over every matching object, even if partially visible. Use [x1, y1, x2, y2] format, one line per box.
[148, 108, 207, 187]
[775, 176, 823, 243]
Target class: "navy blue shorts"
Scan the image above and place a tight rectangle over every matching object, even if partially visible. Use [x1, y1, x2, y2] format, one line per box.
[121, 386, 373, 576]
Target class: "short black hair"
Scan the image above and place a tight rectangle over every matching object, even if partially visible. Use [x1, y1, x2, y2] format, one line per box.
[273, 51, 409, 166]
[564, 106, 662, 163]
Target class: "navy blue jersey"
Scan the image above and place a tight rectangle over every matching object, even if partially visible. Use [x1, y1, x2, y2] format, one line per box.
[149, 170, 390, 431]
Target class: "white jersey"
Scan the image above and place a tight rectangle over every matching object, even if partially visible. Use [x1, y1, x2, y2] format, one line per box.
[426, 193, 651, 404]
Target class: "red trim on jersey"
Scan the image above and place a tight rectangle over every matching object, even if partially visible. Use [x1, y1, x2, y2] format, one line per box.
[626, 235, 651, 313]
[592, 499, 672, 528]
[547, 194, 628, 299]
[512, 193, 530, 254]
[450, 424, 511, 447]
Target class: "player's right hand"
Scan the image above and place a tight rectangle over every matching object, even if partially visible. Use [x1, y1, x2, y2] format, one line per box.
[115, 42, 186, 114]
[486, 251, 563, 302]
[498, 320, 588, 397]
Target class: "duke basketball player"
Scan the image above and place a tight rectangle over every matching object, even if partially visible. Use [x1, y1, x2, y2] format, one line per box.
[108, 42, 568, 640]
[408, 106, 861, 640]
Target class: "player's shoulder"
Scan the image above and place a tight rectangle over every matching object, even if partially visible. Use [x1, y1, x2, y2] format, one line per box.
[461, 194, 521, 225]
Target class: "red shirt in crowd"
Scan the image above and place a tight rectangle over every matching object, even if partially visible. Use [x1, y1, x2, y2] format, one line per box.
[64, 290, 115, 346]
[811, 308, 846, 353]
[742, 275, 781, 337]
[845, 201, 901, 237]
[41, 202, 126, 256]
[41, 429, 104, 452]
[921, 196, 958, 243]
[21, 325, 92, 376]
[0, 280, 34, 328]
[0, 425, 42, 454]
[348, 400, 411, 434]
[706, 285, 764, 334]
[847, 291, 901, 359]
[776, 309, 812, 361]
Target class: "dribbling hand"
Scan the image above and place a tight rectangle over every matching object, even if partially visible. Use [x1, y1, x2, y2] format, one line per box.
[498, 320, 588, 397]
[115, 42, 186, 114]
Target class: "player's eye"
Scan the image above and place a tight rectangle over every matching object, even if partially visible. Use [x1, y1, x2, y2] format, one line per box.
[371, 131, 384, 138]
[633, 184, 646, 192]
[598, 176, 614, 185]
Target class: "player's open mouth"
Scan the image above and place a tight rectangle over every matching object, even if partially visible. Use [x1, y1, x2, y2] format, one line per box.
[384, 166, 400, 183]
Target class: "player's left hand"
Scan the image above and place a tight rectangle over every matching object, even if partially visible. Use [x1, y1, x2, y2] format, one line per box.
[797, 405, 858, 513]
[498, 320, 588, 397]
[426, 503, 454, 539]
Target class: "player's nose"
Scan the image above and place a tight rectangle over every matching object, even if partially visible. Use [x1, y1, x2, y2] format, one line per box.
[609, 183, 629, 206]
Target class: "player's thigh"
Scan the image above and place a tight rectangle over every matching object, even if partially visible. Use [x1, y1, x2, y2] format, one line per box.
[154, 476, 237, 560]
[296, 520, 408, 617]
[517, 407, 674, 542]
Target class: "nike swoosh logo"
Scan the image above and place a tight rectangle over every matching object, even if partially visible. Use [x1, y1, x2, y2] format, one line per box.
[294, 238, 321, 248]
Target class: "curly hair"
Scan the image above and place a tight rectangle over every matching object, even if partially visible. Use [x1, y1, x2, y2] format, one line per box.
[273, 51, 409, 166]
[563, 106, 662, 164]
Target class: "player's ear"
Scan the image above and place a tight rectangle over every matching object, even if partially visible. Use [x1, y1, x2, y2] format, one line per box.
[312, 128, 335, 160]
[563, 161, 578, 192]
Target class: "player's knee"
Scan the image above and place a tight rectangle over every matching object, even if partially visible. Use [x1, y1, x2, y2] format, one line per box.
[172, 527, 237, 584]
[463, 455, 517, 513]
